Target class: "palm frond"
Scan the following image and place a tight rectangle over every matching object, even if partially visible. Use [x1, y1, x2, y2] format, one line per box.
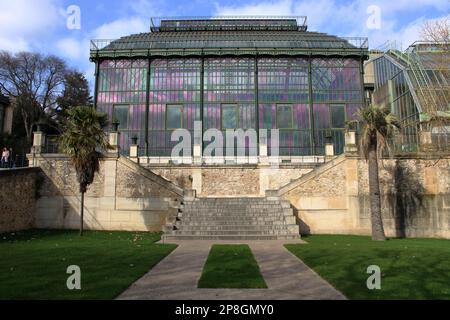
[357, 104, 401, 161]
[59, 106, 112, 192]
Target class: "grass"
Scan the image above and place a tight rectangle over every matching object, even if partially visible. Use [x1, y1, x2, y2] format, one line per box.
[198, 244, 267, 289]
[0, 229, 177, 299]
[285, 235, 450, 300]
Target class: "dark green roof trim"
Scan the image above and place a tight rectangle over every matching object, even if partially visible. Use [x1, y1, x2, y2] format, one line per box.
[90, 48, 369, 61]
[90, 30, 368, 60]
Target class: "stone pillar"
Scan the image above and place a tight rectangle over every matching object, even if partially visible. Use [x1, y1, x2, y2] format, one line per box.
[259, 129, 269, 165]
[193, 120, 202, 165]
[193, 143, 202, 165]
[130, 144, 139, 164]
[345, 158, 361, 231]
[32, 131, 45, 154]
[101, 155, 118, 212]
[29, 131, 46, 167]
[191, 169, 202, 195]
[108, 131, 120, 156]
[184, 189, 196, 201]
[325, 143, 334, 161]
[419, 130, 437, 153]
[344, 130, 358, 155]
[259, 143, 269, 165]
[424, 166, 438, 194]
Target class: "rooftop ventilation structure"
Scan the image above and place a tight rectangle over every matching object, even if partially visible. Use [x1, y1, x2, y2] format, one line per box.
[150, 16, 308, 32]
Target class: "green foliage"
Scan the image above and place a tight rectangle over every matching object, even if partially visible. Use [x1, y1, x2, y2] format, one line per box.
[198, 244, 267, 289]
[56, 71, 93, 121]
[286, 235, 450, 299]
[356, 104, 401, 160]
[59, 106, 111, 193]
[0, 230, 177, 299]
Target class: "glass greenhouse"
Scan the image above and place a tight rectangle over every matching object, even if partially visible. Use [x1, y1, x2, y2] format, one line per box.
[371, 42, 450, 153]
[90, 17, 369, 160]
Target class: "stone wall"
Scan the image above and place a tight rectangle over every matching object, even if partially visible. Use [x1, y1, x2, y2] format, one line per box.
[0, 168, 40, 233]
[31, 154, 184, 232]
[149, 165, 313, 197]
[357, 157, 450, 238]
[280, 154, 450, 238]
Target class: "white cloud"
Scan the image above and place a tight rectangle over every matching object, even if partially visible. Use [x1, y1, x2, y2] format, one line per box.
[92, 17, 149, 39]
[213, 0, 450, 49]
[214, 0, 293, 16]
[56, 38, 87, 60]
[0, 37, 29, 52]
[0, 0, 64, 52]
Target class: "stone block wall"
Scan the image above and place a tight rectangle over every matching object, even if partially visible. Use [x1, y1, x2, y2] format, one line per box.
[31, 154, 183, 232]
[150, 165, 313, 197]
[280, 154, 450, 238]
[0, 168, 40, 233]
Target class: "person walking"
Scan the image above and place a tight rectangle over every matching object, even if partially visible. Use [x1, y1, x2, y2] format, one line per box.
[1, 147, 9, 168]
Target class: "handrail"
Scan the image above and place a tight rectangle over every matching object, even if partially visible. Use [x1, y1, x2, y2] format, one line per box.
[90, 37, 369, 51]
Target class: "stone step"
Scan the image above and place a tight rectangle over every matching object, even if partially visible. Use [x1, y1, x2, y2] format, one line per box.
[164, 197, 298, 240]
[162, 234, 300, 241]
[176, 225, 294, 231]
[176, 220, 288, 226]
[180, 216, 296, 225]
[166, 230, 294, 236]
[178, 212, 293, 218]
[182, 208, 287, 212]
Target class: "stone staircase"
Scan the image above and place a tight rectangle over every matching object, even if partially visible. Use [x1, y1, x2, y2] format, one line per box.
[162, 197, 300, 240]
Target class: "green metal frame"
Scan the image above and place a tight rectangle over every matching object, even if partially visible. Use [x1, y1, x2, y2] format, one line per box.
[221, 104, 239, 130]
[165, 104, 184, 130]
[112, 104, 130, 131]
[276, 104, 295, 129]
[145, 57, 151, 156]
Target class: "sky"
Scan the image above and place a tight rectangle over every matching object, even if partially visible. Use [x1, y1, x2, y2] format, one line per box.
[0, 0, 448, 89]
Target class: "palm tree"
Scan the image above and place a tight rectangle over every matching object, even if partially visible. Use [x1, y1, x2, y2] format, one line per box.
[59, 106, 111, 235]
[357, 104, 401, 241]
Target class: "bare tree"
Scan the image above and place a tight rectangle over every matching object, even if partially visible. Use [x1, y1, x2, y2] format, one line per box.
[421, 17, 449, 50]
[418, 17, 450, 150]
[0, 51, 68, 146]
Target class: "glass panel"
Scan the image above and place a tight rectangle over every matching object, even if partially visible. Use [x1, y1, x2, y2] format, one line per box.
[97, 59, 148, 156]
[277, 104, 293, 129]
[330, 105, 345, 128]
[166, 105, 183, 129]
[222, 104, 237, 129]
[148, 58, 201, 156]
[113, 105, 129, 130]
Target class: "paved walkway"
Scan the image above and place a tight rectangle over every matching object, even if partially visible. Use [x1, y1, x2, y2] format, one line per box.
[117, 240, 346, 300]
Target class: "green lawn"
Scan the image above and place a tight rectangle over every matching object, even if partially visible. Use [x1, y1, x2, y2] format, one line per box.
[286, 235, 450, 300]
[198, 244, 267, 289]
[0, 229, 177, 299]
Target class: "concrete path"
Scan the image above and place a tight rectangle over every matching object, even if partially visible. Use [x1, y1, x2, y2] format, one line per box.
[117, 240, 346, 300]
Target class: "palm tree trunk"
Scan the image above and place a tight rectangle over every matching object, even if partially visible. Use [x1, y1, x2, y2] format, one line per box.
[368, 138, 386, 241]
[80, 191, 84, 236]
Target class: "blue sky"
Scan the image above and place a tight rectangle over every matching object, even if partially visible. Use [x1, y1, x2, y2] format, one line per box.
[0, 0, 448, 88]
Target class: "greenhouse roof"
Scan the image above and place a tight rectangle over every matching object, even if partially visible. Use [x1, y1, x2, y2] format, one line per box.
[90, 17, 368, 59]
